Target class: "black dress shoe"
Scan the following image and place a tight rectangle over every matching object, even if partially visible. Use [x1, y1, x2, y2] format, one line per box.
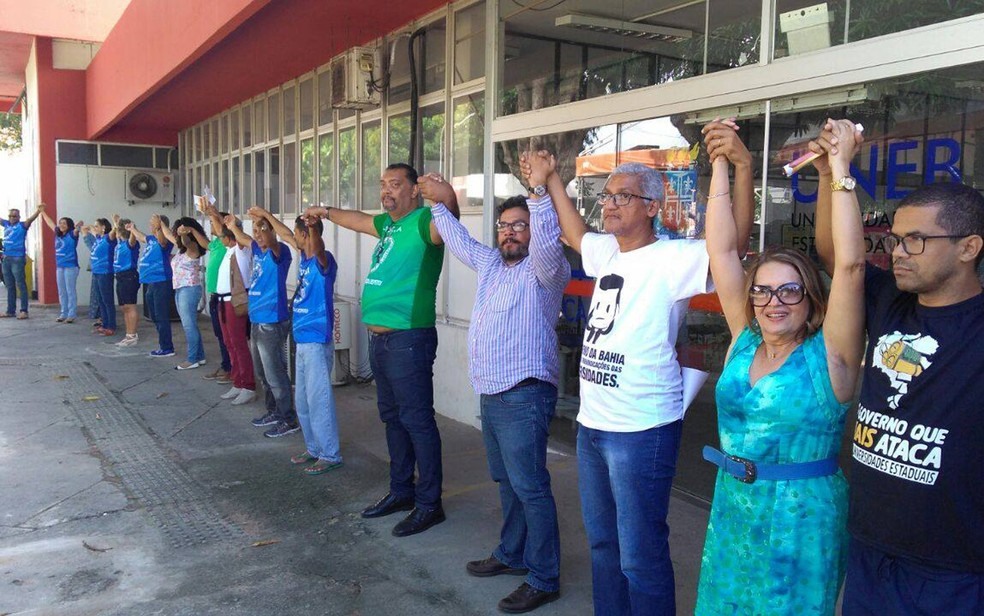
[391, 506, 446, 537]
[498, 583, 560, 614]
[361, 493, 415, 519]
[466, 556, 528, 578]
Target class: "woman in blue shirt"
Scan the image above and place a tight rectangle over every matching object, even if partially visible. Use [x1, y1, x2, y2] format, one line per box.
[129, 214, 174, 357]
[111, 216, 142, 347]
[39, 209, 81, 322]
[83, 218, 117, 335]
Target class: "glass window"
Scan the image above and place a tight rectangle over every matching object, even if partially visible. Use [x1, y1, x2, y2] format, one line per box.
[268, 92, 280, 141]
[243, 153, 253, 211]
[231, 109, 240, 152]
[774, 0, 984, 59]
[338, 127, 357, 209]
[499, 1, 760, 116]
[231, 156, 241, 214]
[300, 78, 314, 132]
[254, 99, 266, 144]
[388, 112, 411, 166]
[451, 95, 484, 208]
[388, 35, 412, 105]
[203, 124, 212, 160]
[269, 146, 281, 214]
[454, 1, 485, 84]
[361, 120, 382, 210]
[337, 107, 357, 122]
[213, 161, 222, 203]
[242, 103, 252, 148]
[220, 115, 228, 154]
[254, 151, 265, 209]
[56, 142, 97, 165]
[319, 132, 334, 206]
[300, 137, 315, 208]
[210, 119, 220, 157]
[421, 18, 447, 95]
[318, 72, 333, 126]
[421, 103, 445, 174]
[284, 141, 297, 214]
[283, 85, 296, 136]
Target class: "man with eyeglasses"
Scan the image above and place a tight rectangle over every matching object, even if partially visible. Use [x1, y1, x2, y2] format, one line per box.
[525, 123, 755, 616]
[305, 162, 458, 538]
[812, 126, 984, 615]
[416, 167, 569, 613]
[2, 205, 43, 319]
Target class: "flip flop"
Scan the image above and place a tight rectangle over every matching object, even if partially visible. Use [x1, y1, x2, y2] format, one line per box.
[305, 460, 344, 475]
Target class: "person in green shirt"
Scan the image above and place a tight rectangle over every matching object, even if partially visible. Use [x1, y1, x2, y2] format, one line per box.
[306, 162, 459, 538]
[199, 197, 232, 382]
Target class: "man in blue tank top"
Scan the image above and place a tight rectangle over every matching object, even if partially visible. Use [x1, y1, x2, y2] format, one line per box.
[227, 207, 298, 438]
[1, 204, 43, 319]
[263, 210, 343, 473]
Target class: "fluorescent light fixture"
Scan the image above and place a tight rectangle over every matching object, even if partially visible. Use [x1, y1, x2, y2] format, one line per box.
[683, 85, 885, 124]
[555, 14, 693, 42]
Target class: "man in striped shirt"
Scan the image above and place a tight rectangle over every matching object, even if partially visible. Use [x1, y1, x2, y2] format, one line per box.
[419, 164, 570, 614]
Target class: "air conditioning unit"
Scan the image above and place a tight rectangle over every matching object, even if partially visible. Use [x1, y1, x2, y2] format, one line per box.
[331, 47, 381, 109]
[124, 170, 175, 204]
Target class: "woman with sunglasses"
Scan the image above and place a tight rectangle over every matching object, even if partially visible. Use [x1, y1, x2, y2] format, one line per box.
[695, 119, 866, 615]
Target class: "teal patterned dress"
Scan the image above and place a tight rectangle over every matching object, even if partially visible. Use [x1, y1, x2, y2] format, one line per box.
[695, 327, 850, 616]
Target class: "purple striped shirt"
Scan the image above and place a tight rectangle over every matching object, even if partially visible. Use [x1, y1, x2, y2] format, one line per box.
[431, 197, 571, 395]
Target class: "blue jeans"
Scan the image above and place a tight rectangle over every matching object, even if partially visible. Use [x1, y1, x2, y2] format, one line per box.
[56, 266, 79, 318]
[175, 285, 205, 363]
[481, 380, 560, 593]
[843, 538, 984, 615]
[296, 341, 341, 463]
[577, 421, 683, 616]
[145, 281, 174, 352]
[209, 293, 232, 372]
[249, 321, 295, 423]
[368, 327, 442, 510]
[94, 273, 116, 331]
[3, 255, 28, 314]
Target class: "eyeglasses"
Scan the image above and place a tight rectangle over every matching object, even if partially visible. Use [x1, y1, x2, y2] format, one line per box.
[495, 221, 529, 233]
[595, 192, 654, 207]
[749, 282, 806, 307]
[884, 232, 973, 256]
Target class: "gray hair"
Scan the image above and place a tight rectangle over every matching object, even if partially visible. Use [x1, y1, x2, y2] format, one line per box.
[610, 162, 664, 204]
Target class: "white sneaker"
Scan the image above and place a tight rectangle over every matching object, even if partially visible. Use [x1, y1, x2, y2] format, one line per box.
[116, 334, 139, 347]
[231, 389, 257, 406]
[220, 387, 242, 400]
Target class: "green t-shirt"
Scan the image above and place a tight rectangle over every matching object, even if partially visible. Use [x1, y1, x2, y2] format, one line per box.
[205, 236, 227, 294]
[361, 207, 444, 329]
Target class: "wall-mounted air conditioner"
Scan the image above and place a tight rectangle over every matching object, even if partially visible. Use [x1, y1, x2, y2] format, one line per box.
[331, 47, 381, 109]
[124, 170, 175, 204]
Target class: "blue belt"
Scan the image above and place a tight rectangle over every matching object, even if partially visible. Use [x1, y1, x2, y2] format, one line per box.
[702, 446, 839, 484]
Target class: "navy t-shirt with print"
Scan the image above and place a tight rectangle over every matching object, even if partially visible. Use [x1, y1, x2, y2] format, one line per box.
[849, 263, 984, 572]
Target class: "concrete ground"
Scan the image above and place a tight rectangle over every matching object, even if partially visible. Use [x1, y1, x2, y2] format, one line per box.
[0, 303, 709, 616]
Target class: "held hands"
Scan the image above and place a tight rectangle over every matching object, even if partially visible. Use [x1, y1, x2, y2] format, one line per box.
[702, 119, 752, 168]
[149, 214, 161, 231]
[75, 220, 84, 230]
[176, 224, 191, 236]
[247, 205, 269, 221]
[304, 206, 329, 221]
[222, 214, 238, 229]
[417, 173, 456, 206]
[521, 150, 556, 188]
[808, 118, 864, 177]
[36, 202, 47, 213]
[125, 222, 135, 232]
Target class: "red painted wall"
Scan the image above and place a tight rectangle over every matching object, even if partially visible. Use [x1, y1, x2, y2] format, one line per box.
[85, 0, 272, 140]
[34, 37, 89, 304]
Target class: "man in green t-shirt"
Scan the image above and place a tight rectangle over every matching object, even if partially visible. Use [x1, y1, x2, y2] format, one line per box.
[306, 162, 459, 538]
[201, 199, 232, 382]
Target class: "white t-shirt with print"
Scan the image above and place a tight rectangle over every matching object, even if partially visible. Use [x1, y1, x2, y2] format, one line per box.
[577, 233, 711, 432]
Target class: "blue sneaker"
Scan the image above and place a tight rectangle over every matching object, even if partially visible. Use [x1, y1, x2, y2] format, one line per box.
[150, 349, 175, 357]
[263, 421, 300, 438]
[251, 412, 278, 427]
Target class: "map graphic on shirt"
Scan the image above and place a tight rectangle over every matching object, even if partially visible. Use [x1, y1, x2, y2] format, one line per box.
[871, 331, 939, 409]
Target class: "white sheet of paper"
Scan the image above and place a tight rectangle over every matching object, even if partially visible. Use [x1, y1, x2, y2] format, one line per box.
[203, 185, 216, 205]
[681, 367, 710, 415]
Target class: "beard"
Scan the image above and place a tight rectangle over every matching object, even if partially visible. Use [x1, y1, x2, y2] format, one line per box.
[499, 239, 529, 262]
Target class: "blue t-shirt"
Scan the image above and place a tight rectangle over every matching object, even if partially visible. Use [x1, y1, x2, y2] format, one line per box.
[2, 220, 28, 258]
[54, 232, 79, 268]
[248, 241, 292, 324]
[293, 251, 338, 344]
[90, 236, 116, 275]
[113, 239, 140, 273]
[138, 236, 173, 284]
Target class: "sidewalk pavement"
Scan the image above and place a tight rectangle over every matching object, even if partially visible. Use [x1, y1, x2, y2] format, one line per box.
[0, 304, 709, 615]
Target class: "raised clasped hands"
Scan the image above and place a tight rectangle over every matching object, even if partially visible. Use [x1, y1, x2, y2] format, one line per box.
[702, 118, 751, 169]
[808, 118, 864, 176]
[522, 150, 555, 188]
[417, 173, 456, 206]
[247, 205, 267, 221]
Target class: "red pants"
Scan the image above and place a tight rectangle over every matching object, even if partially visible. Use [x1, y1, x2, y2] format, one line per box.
[219, 301, 255, 391]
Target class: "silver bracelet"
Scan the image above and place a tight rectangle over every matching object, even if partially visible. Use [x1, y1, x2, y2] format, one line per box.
[706, 190, 730, 200]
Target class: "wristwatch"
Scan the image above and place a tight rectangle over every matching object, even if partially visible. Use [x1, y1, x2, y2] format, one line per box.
[530, 184, 547, 198]
[831, 176, 857, 192]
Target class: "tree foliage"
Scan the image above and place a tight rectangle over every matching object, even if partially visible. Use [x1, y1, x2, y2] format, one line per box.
[0, 113, 22, 151]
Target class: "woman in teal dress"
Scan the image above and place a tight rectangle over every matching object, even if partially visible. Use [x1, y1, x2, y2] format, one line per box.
[695, 119, 866, 615]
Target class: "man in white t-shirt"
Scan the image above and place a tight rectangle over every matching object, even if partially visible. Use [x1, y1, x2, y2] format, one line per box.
[526, 126, 753, 615]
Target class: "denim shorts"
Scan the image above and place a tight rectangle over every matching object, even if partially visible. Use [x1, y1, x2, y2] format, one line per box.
[115, 269, 140, 305]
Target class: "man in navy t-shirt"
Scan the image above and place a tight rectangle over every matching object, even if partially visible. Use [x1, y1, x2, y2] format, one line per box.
[226, 207, 297, 438]
[1, 204, 43, 318]
[816, 174, 984, 614]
